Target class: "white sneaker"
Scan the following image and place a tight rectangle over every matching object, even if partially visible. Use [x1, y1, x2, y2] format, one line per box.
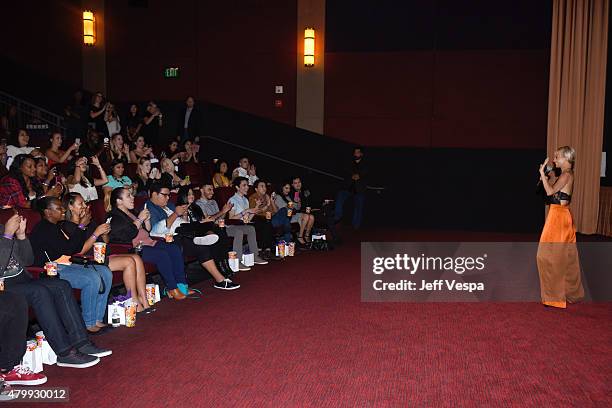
[193, 234, 219, 246]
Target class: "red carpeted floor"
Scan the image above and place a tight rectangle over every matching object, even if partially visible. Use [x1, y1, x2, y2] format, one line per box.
[37, 229, 611, 407]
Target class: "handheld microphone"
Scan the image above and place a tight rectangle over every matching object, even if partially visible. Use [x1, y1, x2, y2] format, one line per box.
[536, 164, 555, 187]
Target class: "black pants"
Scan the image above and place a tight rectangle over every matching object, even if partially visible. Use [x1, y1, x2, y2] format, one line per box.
[252, 217, 274, 250]
[0, 291, 28, 370]
[177, 222, 230, 263]
[6, 278, 90, 356]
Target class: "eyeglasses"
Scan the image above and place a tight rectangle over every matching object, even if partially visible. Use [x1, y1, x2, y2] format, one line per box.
[158, 192, 170, 197]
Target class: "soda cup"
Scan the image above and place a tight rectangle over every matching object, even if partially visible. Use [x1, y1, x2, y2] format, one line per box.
[145, 284, 156, 306]
[242, 213, 250, 223]
[306, 207, 311, 214]
[44, 261, 58, 277]
[125, 301, 137, 328]
[287, 208, 293, 217]
[287, 201, 294, 209]
[265, 211, 272, 220]
[0, 278, 4, 291]
[93, 242, 106, 264]
[288, 242, 296, 256]
[277, 241, 286, 258]
[218, 218, 225, 228]
[165, 232, 174, 243]
[35, 331, 45, 347]
[228, 251, 237, 259]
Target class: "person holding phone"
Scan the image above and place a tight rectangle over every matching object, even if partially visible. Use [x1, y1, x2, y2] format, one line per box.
[66, 156, 108, 203]
[135, 157, 160, 196]
[45, 132, 77, 167]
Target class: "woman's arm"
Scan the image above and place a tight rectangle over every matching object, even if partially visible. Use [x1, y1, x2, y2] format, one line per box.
[129, 150, 138, 163]
[93, 166, 108, 187]
[541, 172, 571, 196]
[90, 106, 105, 119]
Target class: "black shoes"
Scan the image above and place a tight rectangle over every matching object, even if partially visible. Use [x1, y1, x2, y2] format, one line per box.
[56, 349, 100, 368]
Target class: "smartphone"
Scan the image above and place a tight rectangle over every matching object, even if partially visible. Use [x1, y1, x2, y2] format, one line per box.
[103, 137, 109, 144]
[75, 138, 81, 145]
[105, 217, 112, 224]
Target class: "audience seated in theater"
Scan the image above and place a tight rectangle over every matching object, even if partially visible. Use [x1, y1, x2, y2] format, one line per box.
[291, 176, 315, 243]
[175, 186, 234, 277]
[129, 135, 154, 163]
[0, 154, 61, 208]
[107, 186, 191, 299]
[104, 159, 133, 192]
[6, 129, 36, 168]
[176, 139, 198, 164]
[227, 177, 268, 267]
[45, 132, 77, 167]
[101, 133, 131, 164]
[1, 213, 111, 369]
[160, 140, 179, 161]
[135, 157, 161, 196]
[125, 104, 143, 143]
[160, 158, 185, 191]
[78, 129, 104, 159]
[89, 92, 108, 137]
[274, 181, 306, 245]
[29, 197, 113, 334]
[104, 103, 121, 137]
[66, 156, 107, 203]
[232, 156, 259, 186]
[0, 291, 48, 387]
[142, 101, 163, 145]
[63, 192, 149, 311]
[248, 180, 281, 257]
[146, 183, 240, 290]
[212, 160, 231, 188]
[250, 180, 292, 244]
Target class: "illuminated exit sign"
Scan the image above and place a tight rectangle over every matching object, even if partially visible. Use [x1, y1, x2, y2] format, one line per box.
[163, 67, 180, 78]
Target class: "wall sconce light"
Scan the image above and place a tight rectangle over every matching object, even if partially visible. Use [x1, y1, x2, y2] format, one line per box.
[83, 11, 96, 45]
[304, 28, 315, 67]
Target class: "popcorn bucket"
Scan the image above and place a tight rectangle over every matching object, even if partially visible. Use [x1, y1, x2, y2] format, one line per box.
[265, 211, 272, 220]
[44, 261, 58, 277]
[165, 233, 174, 243]
[93, 242, 107, 264]
[145, 284, 157, 306]
[218, 218, 225, 228]
[0, 278, 4, 291]
[125, 301, 137, 328]
[288, 242, 295, 257]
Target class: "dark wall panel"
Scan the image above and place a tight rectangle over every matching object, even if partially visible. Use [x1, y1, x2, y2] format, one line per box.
[325, 52, 434, 146]
[105, 0, 296, 126]
[432, 50, 549, 148]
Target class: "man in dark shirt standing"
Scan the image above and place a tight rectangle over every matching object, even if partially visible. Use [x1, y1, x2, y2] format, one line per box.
[334, 146, 367, 229]
[177, 96, 201, 142]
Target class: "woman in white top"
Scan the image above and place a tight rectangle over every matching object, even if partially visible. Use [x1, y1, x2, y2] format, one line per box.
[66, 156, 108, 203]
[105, 103, 121, 136]
[6, 129, 36, 168]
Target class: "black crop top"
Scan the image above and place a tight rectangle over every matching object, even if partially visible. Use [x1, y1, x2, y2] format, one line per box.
[549, 191, 571, 204]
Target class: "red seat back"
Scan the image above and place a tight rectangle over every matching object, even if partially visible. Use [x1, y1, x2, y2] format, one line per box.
[180, 162, 204, 187]
[213, 187, 235, 209]
[89, 199, 108, 225]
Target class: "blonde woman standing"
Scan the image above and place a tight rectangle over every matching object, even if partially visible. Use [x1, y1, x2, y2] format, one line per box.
[536, 146, 584, 309]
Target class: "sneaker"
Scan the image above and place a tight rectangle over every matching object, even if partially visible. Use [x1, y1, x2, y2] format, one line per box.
[78, 342, 113, 358]
[193, 234, 219, 246]
[253, 256, 268, 265]
[56, 350, 100, 368]
[1, 365, 48, 386]
[238, 262, 251, 271]
[214, 279, 241, 290]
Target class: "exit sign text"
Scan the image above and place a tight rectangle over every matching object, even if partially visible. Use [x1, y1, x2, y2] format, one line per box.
[163, 67, 180, 78]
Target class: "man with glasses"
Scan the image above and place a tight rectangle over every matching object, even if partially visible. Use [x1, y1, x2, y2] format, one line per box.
[146, 183, 240, 290]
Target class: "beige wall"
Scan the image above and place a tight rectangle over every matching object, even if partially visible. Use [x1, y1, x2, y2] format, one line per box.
[296, 0, 325, 134]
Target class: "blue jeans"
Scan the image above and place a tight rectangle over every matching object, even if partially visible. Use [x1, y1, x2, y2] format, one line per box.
[58, 264, 112, 328]
[141, 241, 186, 290]
[271, 207, 292, 242]
[335, 190, 365, 229]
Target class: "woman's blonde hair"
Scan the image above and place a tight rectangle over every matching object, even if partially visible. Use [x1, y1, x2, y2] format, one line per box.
[556, 146, 576, 169]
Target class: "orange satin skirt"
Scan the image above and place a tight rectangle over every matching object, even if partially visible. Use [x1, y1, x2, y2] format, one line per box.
[536, 204, 584, 308]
